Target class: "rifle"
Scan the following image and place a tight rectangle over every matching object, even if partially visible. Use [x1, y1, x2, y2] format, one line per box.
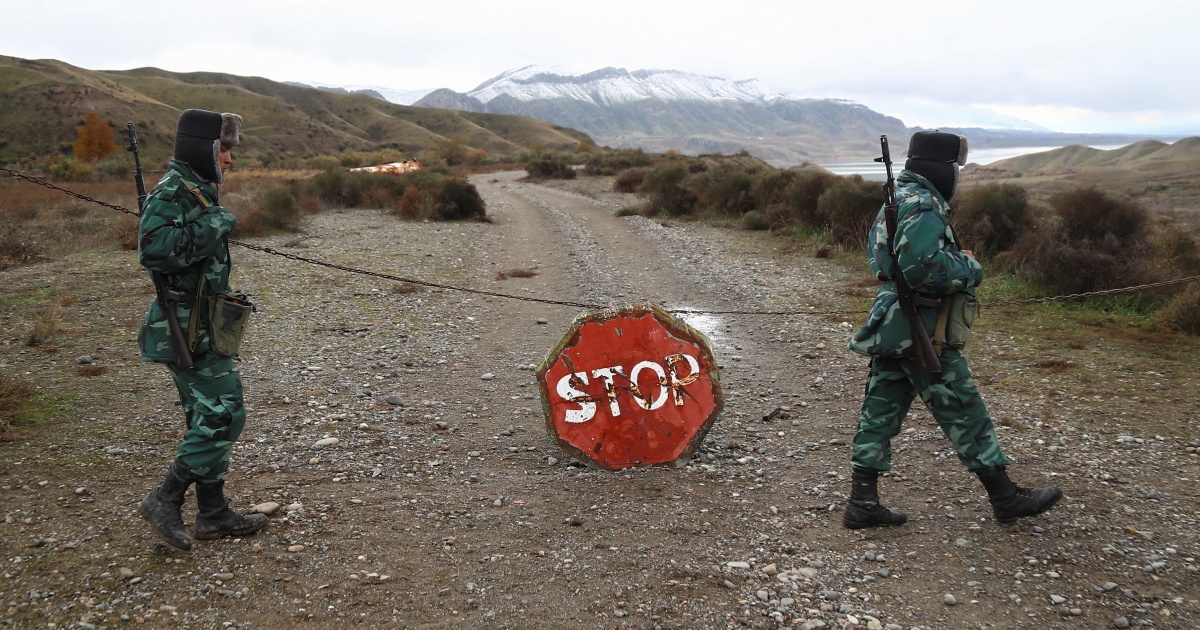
[875, 135, 941, 373]
[127, 123, 194, 370]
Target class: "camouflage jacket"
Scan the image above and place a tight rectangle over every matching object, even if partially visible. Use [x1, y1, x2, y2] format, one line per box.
[847, 171, 983, 358]
[137, 160, 236, 362]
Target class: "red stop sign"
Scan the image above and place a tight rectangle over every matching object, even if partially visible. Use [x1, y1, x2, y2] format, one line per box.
[536, 303, 723, 471]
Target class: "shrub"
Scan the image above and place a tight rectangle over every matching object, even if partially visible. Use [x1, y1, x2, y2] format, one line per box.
[1152, 224, 1200, 275]
[114, 216, 139, 251]
[236, 187, 303, 236]
[49, 157, 93, 181]
[750, 169, 836, 229]
[1002, 229, 1156, 296]
[1149, 288, 1200, 335]
[638, 161, 696, 216]
[431, 176, 487, 221]
[309, 169, 348, 205]
[816, 176, 880, 247]
[954, 183, 1034, 255]
[525, 157, 576, 180]
[741, 210, 769, 231]
[613, 168, 647, 193]
[305, 155, 342, 171]
[397, 187, 436, 220]
[583, 148, 653, 176]
[1054, 186, 1147, 245]
[690, 165, 753, 215]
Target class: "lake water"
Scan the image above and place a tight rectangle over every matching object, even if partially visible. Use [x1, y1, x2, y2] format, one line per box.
[819, 144, 1126, 180]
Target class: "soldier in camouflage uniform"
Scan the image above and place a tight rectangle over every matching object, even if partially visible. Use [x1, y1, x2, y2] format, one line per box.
[843, 131, 1061, 529]
[136, 109, 267, 550]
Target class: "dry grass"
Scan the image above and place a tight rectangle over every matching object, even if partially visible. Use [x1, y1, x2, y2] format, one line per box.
[26, 298, 73, 347]
[495, 268, 539, 280]
[0, 371, 36, 435]
[0, 172, 308, 269]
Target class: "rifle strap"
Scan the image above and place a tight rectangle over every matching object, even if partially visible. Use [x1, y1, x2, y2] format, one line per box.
[181, 181, 213, 209]
[932, 299, 951, 356]
[187, 260, 210, 353]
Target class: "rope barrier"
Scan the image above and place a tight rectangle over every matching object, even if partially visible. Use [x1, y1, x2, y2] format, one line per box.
[3, 166, 1198, 316]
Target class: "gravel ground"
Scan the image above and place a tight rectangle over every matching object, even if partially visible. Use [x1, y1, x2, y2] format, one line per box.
[1, 170, 1198, 629]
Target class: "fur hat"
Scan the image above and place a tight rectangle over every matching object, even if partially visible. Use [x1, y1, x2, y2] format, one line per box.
[173, 109, 242, 184]
[905, 130, 968, 201]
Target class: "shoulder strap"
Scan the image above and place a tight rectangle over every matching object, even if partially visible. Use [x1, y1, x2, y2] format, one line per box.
[180, 181, 212, 209]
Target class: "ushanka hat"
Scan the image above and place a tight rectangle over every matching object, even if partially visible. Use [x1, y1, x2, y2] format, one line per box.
[173, 109, 242, 184]
[905, 130, 968, 201]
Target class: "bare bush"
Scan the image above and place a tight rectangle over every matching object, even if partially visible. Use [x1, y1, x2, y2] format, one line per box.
[612, 168, 647, 193]
[954, 183, 1034, 255]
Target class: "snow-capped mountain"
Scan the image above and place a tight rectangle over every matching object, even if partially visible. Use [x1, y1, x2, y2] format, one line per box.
[410, 65, 909, 162]
[466, 65, 785, 106]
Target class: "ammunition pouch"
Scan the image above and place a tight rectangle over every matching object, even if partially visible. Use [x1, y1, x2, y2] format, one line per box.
[944, 292, 978, 349]
[208, 292, 254, 357]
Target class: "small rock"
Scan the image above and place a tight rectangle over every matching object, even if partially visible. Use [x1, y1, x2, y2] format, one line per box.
[118, 567, 134, 580]
[536, 318, 548, 325]
[251, 502, 281, 516]
[313, 437, 340, 448]
[481, 373, 495, 381]
[75, 356, 93, 365]
[726, 561, 751, 570]
[385, 395, 406, 406]
[1113, 617, 1130, 629]
[943, 594, 957, 606]
[287, 544, 305, 553]
[761, 563, 778, 576]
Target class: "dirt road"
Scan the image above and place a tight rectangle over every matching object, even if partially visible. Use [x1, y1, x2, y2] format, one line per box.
[1, 171, 1197, 629]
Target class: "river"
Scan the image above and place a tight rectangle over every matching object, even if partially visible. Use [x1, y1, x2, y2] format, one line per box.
[818, 144, 1127, 180]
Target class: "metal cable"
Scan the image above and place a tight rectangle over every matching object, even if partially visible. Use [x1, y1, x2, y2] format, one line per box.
[4, 166, 1198, 315]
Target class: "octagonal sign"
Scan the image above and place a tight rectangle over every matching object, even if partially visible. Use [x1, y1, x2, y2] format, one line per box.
[536, 303, 723, 471]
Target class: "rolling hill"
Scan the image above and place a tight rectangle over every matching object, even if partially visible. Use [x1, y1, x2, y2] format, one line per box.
[0, 55, 592, 167]
[985, 137, 1200, 172]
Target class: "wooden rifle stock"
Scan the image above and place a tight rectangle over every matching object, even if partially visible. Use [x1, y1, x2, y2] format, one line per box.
[876, 135, 941, 374]
[127, 123, 194, 370]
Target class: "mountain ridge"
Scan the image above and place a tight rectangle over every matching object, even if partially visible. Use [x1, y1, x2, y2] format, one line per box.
[0, 55, 589, 166]
[416, 66, 908, 162]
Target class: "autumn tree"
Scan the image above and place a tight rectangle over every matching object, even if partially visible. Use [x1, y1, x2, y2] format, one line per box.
[73, 112, 116, 163]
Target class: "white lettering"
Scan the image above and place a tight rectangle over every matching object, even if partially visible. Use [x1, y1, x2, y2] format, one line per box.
[552, 353, 704, 422]
[555, 371, 596, 424]
[629, 360, 669, 410]
[665, 353, 701, 406]
[590, 366, 625, 417]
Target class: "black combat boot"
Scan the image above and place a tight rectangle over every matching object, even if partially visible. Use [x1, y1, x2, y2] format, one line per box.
[138, 464, 194, 550]
[976, 467, 1062, 523]
[194, 480, 268, 540]
[843, 468, 908, 529]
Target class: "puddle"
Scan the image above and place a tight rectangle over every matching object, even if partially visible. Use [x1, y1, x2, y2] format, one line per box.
[676, 310, 726, 346]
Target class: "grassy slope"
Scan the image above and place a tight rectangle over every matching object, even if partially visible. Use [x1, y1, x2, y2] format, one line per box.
[0, 55, 591, 164]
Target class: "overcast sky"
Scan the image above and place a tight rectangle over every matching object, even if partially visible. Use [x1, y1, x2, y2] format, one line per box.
[3, 0, 1197, 134]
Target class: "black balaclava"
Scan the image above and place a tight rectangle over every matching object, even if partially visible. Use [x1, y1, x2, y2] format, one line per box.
[904, 130, 968, 201]
[173, 109, 242, 184]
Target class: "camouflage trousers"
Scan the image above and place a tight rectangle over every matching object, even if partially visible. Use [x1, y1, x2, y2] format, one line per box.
[852, 348, 1010, 473]
[166, 351, 246, 482]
